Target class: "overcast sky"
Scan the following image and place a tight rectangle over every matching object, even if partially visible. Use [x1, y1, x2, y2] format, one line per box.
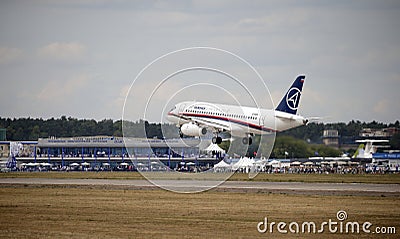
[0, 0, 399, 123]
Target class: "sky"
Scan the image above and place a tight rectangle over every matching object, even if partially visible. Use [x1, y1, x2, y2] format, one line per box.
[0, 0, 399, 123]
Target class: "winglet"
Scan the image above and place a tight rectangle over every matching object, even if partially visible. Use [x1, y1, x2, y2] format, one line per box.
[275, 75, 305, 115]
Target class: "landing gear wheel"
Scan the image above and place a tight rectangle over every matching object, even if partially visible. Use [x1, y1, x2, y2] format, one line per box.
[242, 137, 248, 145]
[242, 137, 252, 145]
[212, 136, 222, 144]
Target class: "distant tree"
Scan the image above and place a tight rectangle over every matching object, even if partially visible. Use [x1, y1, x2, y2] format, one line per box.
[343, 120, 363, 137]
[309, 144, 341, 157]
[270, 136, 341, 158]
[98, 119, 114, 135]
[14, 127, 24, 140]
[389, 120, 400, 128]
[30, 125, 40, 140]
[112, 120, 122, 136]
[272, 136, 312, 158]
[160, 123, 180, 139]
[279, 122, 324, 143]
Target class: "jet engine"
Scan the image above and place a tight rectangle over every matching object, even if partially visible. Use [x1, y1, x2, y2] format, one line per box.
[180, 123, 207, 137]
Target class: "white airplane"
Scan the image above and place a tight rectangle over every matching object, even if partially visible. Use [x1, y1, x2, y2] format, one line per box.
[166, 75, 309, 145]
[353, 139, 390, 158]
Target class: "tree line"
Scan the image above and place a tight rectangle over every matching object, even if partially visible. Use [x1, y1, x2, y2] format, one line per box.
[0, 116, 177, 141]
[1, 116, 399, 141]
[280, 120, 400, 144]
[1, 117, 399, 154]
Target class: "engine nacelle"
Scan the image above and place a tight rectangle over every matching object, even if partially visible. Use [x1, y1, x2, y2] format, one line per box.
[180, 123, 207, 137]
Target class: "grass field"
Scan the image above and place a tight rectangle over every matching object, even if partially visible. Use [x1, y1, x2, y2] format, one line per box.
[0, 185, 399, 238]
[1, 172, 399, 238]
[1, 171, 400, 184]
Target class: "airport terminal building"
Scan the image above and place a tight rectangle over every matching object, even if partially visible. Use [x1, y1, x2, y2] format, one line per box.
[0, 136, 220, 170]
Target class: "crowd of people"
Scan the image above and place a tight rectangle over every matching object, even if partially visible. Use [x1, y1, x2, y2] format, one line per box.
[253, 164, 392, 174]
[3, 155, 399, 174]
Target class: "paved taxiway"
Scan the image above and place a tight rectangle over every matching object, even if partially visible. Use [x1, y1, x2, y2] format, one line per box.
[1, 178, 399, 196]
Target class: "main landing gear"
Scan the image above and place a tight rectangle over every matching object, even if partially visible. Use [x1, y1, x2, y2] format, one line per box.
[242, 137, 252, 145]
[212, 135, 253, 145]
[212, 136, 222, 144]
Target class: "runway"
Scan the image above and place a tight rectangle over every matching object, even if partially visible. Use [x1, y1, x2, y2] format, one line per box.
[1, 178, 399, 196]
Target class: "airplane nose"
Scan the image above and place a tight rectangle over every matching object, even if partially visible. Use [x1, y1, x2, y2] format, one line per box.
[166, 112, 174, 122]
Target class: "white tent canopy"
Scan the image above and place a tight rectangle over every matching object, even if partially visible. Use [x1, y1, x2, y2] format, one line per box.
[232, 157, 255, 170]
[267, 160, 281, 168]
[204, 143, 225, 153]
[290, 161, 301, 166]
[213, 160, 232, 172]
[213, 160, 231, 169]
[255, 158, 268, 165]
[26, 162, 38, 167]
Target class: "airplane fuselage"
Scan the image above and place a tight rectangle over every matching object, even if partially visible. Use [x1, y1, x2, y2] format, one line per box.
[167, 101, 306, 137]
[166, 75, 309, 145]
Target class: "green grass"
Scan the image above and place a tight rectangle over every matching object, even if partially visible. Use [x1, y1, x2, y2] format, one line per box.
[1, 171, 400, 184]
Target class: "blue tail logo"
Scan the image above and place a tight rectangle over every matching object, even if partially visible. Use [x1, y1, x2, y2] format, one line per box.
[286, 87, 301, 110]
[276, 75, 305, 115]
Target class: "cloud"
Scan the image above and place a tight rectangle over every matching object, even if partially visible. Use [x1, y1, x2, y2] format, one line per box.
[236, 8, 311, 33]
[355, 46, 400, 72]
[373, 99, 389, 114]
[37, 74, 92, 101]
[112, 84, 131, 111]
[0, 47, 23, 64]
[37, 42, 87, 61]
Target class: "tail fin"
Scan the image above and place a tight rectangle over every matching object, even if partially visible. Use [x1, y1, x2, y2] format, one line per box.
[276, 75, 305, 115]
[352, 144, 365, 158]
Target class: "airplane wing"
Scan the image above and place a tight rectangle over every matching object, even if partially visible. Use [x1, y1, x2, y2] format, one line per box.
[187, 116, 231, 132]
